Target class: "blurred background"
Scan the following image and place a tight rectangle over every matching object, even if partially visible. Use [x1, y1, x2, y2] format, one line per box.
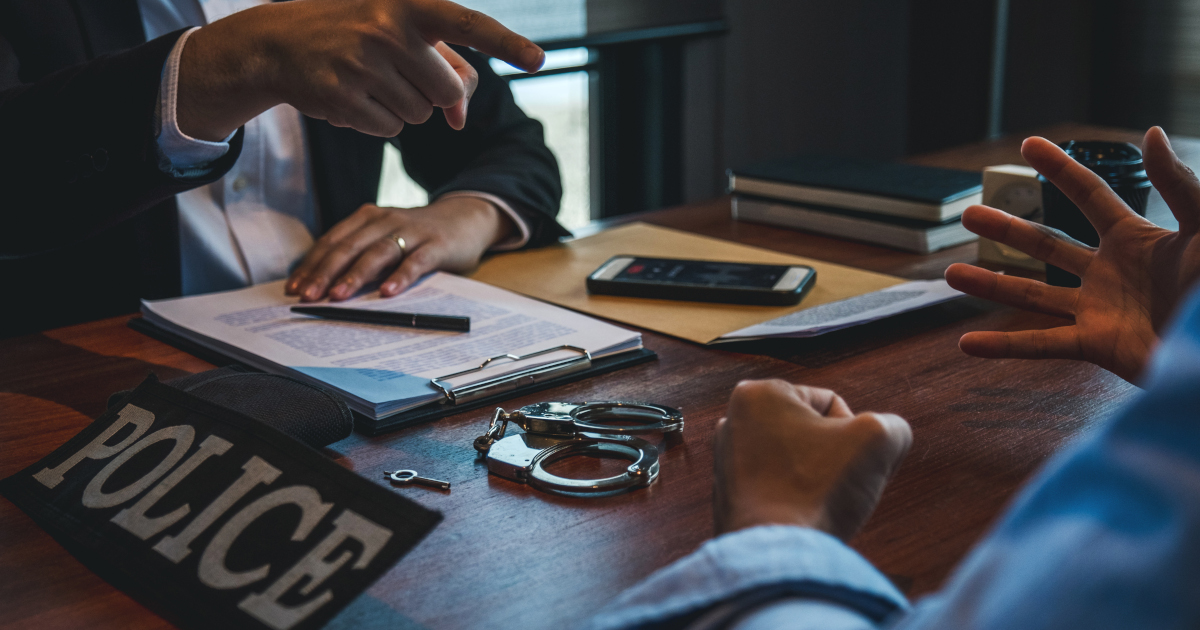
[379, 0, 1200, 231]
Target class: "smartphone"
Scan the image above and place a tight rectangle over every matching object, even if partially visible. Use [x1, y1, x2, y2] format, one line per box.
[587, 256, 816, 306]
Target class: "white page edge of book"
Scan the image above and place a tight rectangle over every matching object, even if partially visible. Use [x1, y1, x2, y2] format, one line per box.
[732, 197, 978, 254]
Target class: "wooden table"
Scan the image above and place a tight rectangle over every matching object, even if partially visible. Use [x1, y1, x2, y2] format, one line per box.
[0, 124, 1182, 629]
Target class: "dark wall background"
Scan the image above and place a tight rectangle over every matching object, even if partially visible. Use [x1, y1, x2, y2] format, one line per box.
[1087, 0, 1183, 132]
[905, 0, 996, 155]
[719, 1, 911, 167]
[682, 0, 913, 203]
[1001, 0, 1094, 133]
[678, 0, 1193, 203]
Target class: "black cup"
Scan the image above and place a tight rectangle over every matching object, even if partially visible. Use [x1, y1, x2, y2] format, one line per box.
[1039, 141, 1151, 287]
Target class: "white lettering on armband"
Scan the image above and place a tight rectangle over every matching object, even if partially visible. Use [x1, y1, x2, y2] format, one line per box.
[33, 404, 155, 489]
[198, 485, 333, 590]
[239, 509, 394, 630]
[110, 434, 233, 539]
[154, 455, 282, 563]
[82, 425, 196, 509]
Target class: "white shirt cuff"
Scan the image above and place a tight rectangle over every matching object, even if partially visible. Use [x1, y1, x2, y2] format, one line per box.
[435, 191, 531, 250]
[156, 27, 234, 172]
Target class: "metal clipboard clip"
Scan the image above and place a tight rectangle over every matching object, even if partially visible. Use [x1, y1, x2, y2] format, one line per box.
[429, 345, 593, 405]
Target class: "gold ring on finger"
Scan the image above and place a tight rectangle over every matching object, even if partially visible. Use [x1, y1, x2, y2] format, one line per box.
[388, 233, 407, 256]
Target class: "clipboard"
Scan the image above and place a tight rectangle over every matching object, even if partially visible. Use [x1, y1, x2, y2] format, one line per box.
[127, 316, 658, 436]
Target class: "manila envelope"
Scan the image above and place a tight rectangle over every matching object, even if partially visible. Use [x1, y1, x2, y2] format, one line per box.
[470, 222, 904, 344]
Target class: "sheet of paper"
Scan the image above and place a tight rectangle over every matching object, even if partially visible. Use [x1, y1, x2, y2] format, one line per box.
[715, 279, 963, 341]
[470, 222, 906, 344]
[142, 273, 641, 417]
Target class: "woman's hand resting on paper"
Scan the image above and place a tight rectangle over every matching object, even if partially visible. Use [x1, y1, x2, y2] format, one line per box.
[285, 196, 515, 302]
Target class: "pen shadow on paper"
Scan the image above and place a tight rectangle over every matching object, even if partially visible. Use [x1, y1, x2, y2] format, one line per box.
[0, 334, 191, 420]
[716, 297, 998, 368]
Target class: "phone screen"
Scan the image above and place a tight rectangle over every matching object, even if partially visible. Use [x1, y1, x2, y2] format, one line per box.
[614, 258, 792, 289]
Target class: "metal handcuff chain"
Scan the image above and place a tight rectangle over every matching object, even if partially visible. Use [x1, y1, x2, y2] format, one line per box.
[473, 402, 684, 497]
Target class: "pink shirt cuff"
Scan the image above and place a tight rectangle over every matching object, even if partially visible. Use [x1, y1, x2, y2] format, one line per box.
[436, 191, 532, 251]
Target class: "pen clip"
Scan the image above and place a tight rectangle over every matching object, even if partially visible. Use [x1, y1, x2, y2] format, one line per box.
[429, 345, 592, 405]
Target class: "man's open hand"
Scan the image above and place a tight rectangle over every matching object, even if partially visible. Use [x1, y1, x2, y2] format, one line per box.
[177, 0, 544, 141]
[946, 128, 1200, 383]
[713, 380, 912, 541]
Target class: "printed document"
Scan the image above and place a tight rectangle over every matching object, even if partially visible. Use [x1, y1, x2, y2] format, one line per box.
[715, 279, 963, 341]
[142, 273, 642, 419]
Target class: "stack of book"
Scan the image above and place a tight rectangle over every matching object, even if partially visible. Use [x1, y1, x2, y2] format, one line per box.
[729, 154, 983, 254]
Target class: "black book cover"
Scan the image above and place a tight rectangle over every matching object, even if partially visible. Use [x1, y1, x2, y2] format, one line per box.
[732, 154, 982, 204]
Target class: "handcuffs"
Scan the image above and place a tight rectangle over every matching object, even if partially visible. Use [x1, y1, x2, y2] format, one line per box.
[472, 401, 684, 497]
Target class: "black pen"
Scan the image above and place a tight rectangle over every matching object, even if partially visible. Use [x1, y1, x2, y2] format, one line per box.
[290, 306, 470, 332]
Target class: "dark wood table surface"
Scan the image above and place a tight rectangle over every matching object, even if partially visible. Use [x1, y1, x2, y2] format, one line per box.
[0, 124, 1182, 629]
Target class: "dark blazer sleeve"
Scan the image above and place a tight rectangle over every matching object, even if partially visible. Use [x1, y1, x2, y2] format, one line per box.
[393, 46, 570, 246]
[0, 28, 242, 259]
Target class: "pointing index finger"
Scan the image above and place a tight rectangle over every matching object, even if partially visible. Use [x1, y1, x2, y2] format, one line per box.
[415, 0, 544, 72]
[437, 42, 477, 130]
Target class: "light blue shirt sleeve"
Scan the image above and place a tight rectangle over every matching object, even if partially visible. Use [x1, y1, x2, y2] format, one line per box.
[585, 526, 908, 630]
[591, 286, 1200, 630]
[154, 26, 234, 176]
